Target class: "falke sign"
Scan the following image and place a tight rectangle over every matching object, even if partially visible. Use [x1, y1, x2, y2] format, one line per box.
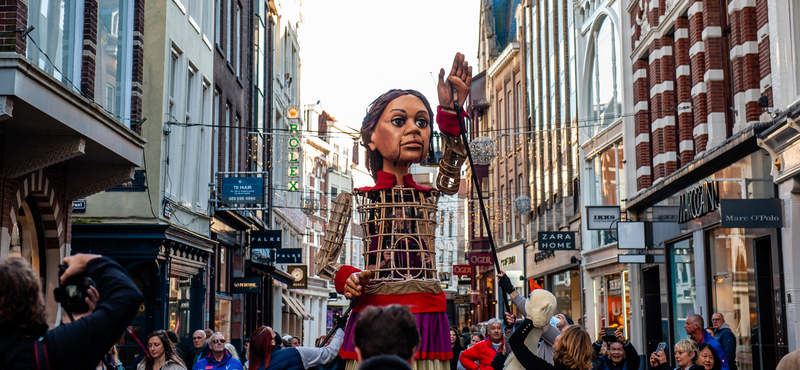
[453, 265, 473, 275]
[678, 181, 719, 223]
[720, 198, 782, 228]
[538, 232, 576, 250]
[586, 206, 621, 230]
[467, 253, 493, 267]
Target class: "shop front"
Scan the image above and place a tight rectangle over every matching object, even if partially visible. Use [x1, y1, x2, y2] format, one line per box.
[529, 232, 581, 324]
[629, 146, 789, 369]
[72, 224, 214, 365]
[496, 241, 526, 316]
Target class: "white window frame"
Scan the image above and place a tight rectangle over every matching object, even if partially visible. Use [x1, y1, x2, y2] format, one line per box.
[215, 0, 222, 46]
[225, 104, 231, 173]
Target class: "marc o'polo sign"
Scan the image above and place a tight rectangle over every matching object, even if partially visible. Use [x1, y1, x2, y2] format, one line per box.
[232, 277, 262, 293]
[721, 199, 782, 228]
[586, 206, 621, 230]
[538, 232, 576, 250]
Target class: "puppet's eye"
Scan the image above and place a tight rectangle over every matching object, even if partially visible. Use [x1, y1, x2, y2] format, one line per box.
[391, 117, 405, 127]
[415, 118, 429, 128]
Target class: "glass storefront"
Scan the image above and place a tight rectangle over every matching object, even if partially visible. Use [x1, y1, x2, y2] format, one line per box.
[593, 271, 630, 336]
[668, 238, 696, 342]
[708, 227, 755, 370]
[551, 270, 580, 320]
[168, 276, 192, 339]
[215, 299, 232, 340]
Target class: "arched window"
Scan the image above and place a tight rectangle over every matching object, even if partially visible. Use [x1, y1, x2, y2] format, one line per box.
[587, 17, 622, 136]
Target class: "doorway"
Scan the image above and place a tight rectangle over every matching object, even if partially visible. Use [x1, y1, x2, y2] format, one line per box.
[752, 235, 788, 369]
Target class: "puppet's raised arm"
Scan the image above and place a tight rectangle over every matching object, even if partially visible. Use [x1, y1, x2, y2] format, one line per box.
[315, 192, 352, 283]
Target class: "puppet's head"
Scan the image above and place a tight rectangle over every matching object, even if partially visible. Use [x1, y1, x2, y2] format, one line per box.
[361, 89, 435, 180]
[525, 289, 558, 328]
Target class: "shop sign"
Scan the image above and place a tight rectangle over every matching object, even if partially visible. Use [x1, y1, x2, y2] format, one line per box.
[678, 181, 719, 223]
[287, 120, 300, 192]
[467, 252, 493, 267]
[250, 230, 282, 248]
[587, 206, 621, 230]
[720, 198, 782, 228]
[275, 248, 303, 263]
[618, 254, 647, 264]
[500, 255, 517, 267]
[454, 294, 469, 304]
[534, 250, 555, 263]
[72, 199, 86, 213]
[617, 222, 645, 249]
[288, 265, 307, 289]
[232, 277, 262, 293]
[538, 232, 576, 250]
[453, 265, 473, 275]
[221, 177, 264, 204]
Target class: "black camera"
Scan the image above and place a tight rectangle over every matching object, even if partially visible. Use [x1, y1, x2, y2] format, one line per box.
[53, 263, 96, 313]
[603, 327, 617, 343]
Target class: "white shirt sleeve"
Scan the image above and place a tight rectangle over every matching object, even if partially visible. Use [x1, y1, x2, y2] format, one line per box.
[296, 328, 345, 368]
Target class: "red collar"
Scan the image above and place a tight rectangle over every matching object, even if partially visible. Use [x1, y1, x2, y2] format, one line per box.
[355, 170, 436, 192]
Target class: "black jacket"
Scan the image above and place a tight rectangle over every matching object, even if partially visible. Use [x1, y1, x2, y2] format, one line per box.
[592, 341, 640, 370]
[358, 355, 413, 370]
[508, 319, 567, 370]
[185, 343, 211, 369]
[0, 257, 144, 370]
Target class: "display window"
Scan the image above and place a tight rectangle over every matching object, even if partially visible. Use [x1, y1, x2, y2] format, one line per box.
[668, 238, 696, 342]
[215, 299, 232, 340]
[168, 275, 192, 339]
[551, 270, 580, 320]
[592, 271, 630, 337]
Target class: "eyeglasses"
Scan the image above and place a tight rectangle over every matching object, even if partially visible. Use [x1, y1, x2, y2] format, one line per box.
[212, 339, 226, 344]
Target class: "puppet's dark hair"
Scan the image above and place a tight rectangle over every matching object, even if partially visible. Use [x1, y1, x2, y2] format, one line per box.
[361, 89, 434, 180]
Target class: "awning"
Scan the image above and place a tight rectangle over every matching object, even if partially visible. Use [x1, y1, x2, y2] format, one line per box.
[282, 293, 313, 320]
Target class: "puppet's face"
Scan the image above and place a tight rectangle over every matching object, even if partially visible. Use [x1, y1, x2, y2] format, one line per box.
[368, 95, 431, 165]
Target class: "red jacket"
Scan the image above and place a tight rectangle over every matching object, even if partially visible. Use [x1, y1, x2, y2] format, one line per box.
[459, 336, 502, 370]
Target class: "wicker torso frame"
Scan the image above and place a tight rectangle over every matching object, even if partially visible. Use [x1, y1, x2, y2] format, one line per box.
[354, 186, 440, 283]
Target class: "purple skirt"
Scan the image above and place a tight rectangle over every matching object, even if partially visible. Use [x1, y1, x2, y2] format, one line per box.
[339, 310, 452, 360]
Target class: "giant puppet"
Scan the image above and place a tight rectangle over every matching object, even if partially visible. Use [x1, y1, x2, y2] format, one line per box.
[315, 53, 472, 370]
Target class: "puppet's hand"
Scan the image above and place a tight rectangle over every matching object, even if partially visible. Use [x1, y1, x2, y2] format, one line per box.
[344, 270, 373, 299]
[438, 52, 473, 110]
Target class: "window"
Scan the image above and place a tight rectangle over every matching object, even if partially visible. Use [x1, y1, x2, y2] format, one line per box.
[168, 48, 180, 121]
[95, 0, 134, 122]
[235, 3, 241, 75]
[587, 142, 625, 249]
[168, 275, 192, 339]
[224, 104, 230, 173]
[197, 80, 210, 209]
[215, 0, 222, 46]
[213, 90, 220, 177]
[185, 66, 196, 123]
[668, 238, 695, 343]
[586, 17, 621, 139]
[216, 245, 230, 292]
[792, 2, 800, 99]
[189, 0, 200, 28]
[227, 0, 233, 60]
[27, 0, 83, 89]
[234, 115, 240, 171]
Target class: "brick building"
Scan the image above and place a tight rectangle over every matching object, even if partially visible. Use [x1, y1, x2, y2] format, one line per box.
[0, 0, 146, 333]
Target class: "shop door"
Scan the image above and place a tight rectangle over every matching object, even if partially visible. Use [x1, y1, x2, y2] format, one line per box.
[752, 236, 788, 369]
[642, 266, 667, 357]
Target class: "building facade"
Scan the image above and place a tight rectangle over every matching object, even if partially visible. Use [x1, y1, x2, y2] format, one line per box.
[0, 0, 147, 337]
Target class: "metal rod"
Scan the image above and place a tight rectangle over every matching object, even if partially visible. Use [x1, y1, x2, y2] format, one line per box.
[453, 99, 509, 314]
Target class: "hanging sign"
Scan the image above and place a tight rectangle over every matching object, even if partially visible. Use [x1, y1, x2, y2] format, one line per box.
[586, 206, 621, 230]
[275, 248, 303, 264]
[250, 230, 282, 248]
[538, 232, 577, 250]
[72, 199, 86, 213]
[678, 181, 719, 223]
[617, 222, 645, 249]
[288, 265, 308, 289]
[221, 177, 264, 204]
[232, 277, 262, 293]
[467, 253, 493, 267]
[720, 198, 782, 228]
[453, 265, 473, 275]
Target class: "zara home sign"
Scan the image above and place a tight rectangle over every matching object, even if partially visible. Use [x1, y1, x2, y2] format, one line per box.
[678, 181, 719, 223]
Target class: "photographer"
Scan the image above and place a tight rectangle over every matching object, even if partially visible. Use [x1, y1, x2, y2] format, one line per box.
[592, 328, 640, 370]
[0, 253, 144, 369]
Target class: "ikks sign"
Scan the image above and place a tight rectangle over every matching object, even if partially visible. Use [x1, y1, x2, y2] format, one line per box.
[586, 206, 621, 230]
[678, 181, 719, 223]
[720, 199, 782, 228]
[538, 232, 576, 250]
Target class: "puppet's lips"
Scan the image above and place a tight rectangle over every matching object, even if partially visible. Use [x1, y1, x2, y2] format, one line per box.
[402, 140, 423, 148]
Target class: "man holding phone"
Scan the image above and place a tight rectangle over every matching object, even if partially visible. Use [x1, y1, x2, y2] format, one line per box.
[592, 327, 640, 370]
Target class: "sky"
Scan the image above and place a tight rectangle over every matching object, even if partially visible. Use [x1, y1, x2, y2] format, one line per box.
[299, 0, 481, 133]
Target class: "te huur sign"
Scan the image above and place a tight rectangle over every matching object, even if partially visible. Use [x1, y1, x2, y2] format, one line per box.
[232, 277, 261, 294]
[678, 181, 719, 223]
[538, 232, 576, 250]
[720, 198, 782, 228]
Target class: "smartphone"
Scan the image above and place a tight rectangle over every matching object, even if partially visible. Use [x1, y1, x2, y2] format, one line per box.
[603, 327, 616, 343]
[656, 342, 667, 353]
